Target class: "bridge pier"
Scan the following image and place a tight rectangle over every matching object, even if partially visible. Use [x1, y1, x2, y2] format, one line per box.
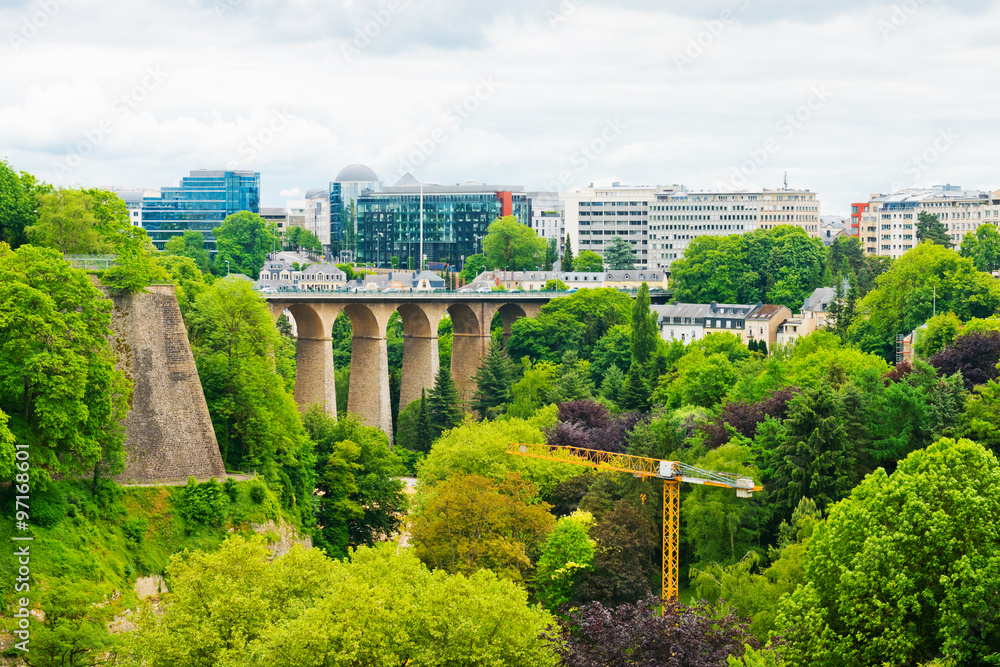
[270, 302, 342, 418]
[344, 303, 395, 444]
[398, 303, 448, 413]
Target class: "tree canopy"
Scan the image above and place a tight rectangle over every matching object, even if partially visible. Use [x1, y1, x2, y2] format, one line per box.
[916, 211, 954, 248]
[0, 157, 50, 248]
[213, 211, 276, 279]
[960, 223, 1000, 273]
[482, 215, 546, 271]
[572, 250, 604, 272]
[670, 226, 827, 310]
[0, 243, 130, 481]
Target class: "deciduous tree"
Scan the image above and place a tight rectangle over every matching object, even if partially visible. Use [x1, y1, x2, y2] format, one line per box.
[572, 249, 604, 272]
[960, 223, 1000, 273]
[213, 211, 276, 279]
[0, 159, 50, 248]
[482, 215, 546, 271]
[0, 244, 130, 481]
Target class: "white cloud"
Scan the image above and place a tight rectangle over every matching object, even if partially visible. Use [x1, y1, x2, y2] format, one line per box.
[0, 0, 999, 215]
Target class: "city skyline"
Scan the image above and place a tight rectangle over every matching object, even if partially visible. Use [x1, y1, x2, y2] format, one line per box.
[2, 1, 1000, 215]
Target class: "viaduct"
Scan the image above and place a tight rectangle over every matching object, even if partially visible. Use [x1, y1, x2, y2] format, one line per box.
[263, 293, 553, 442]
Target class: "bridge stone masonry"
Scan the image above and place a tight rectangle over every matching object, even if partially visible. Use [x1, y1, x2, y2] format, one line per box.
[263, 293, 549, 443]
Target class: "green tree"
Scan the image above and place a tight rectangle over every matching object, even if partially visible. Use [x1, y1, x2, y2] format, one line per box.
[0, 159, 50, 248]
[561, 233, 574, 272]
[0, 244, 130, 481]
[534, 510, 596, 610]
[187, 276, 314, 520]
[471, 339, 515, 418]
[164, 229, 212, 273]
[620, 362, 651, 412]
[960, 223, 1000, 273]
[303, 409, 407, 557]
[84, 188, 164, 294]
[246, 541, 559, 667]
[916, 211, 954, 248]
[572, 249, 604, 272]
[28, 188, 109, 257]
[849, 243, 1000, 360]
[294, 228, 322, 254]
[28, 578, 115, 667]
[213, 211, 275, 279]
[958, 379, 1000, 456]
[914, 311, 962, 357]
[482, 215, 546, 271]
[630, 282, 658, 365]
[775, 438, 1000, 667]
[545, 236, 558, 271]
[770, 385, 857, 516]
[460, 253, 486, 284]
[544, 278, 568, 291]
[603, 236, 637, 270]
[154, 254, 213, 319]
[410, 473, 555, 581]
[428, 362, 462, 437]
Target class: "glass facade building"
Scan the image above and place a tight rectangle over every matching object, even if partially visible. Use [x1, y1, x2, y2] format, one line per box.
[356, 183, 529, 268]
[329, 164, 381, 258]
[142, 169, 260, 251]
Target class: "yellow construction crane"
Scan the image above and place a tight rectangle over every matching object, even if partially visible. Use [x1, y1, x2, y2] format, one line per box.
[506, 442, 763, 603]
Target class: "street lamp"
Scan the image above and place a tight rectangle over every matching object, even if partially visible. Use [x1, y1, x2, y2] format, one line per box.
[225, 260, 230, 276]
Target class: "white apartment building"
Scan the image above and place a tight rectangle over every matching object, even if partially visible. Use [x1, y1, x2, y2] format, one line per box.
[527, 191, 564, 244]
[862, 185, 1000, 259]
[564, 183, 686, 269]
[648, 189, 821, 270]
[303, 188, 331, 249]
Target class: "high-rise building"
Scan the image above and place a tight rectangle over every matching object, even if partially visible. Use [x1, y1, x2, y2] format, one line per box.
[356, 178, 529, 268]
[648, 188, 821, 269]
[564, 184, 682, 269]
[141, 169, 260, 251]
[861, 185, 1000, 259]
[303, 188, 331, 249]
[329, 163, 382, 258]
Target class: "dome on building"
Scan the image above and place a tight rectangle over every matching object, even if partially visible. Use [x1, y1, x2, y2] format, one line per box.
[334, 163, 379, 183]
[304, 187, 328, 199]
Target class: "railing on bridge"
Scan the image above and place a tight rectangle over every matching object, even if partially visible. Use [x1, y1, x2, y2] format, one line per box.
[66, 254, 119, 271]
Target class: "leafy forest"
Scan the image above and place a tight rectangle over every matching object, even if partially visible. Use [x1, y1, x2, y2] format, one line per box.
[3, 158, 1000, 666]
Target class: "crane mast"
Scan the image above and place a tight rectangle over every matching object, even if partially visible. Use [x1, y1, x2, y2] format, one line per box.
[506, 442, 762, 602]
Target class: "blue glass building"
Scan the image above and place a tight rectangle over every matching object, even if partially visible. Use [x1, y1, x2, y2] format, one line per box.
[329, 163, 381, 257]
[356, 181, 530, 268]
[142, 169, 260, 251]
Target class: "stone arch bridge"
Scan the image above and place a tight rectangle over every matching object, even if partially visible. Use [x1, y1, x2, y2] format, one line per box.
[263, 293, 554, 443]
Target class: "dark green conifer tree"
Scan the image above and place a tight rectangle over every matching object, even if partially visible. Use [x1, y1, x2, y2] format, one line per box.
[428, 363, 462, 437]
[620, 362, 651, 412]
[415, 389, 433, 453]
[471, 340, 515, 418]
[630, 283, 658, 366]
[561, 234, 574, 272]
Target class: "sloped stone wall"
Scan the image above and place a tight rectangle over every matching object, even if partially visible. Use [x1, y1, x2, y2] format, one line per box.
[104, 285, 226, 484]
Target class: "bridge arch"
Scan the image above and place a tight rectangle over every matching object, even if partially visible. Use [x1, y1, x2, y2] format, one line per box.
[342, 302, 394, 440]
[270, 302, 341, 419]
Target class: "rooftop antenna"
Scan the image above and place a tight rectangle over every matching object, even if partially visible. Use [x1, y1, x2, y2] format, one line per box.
[784, 171, 788, 190]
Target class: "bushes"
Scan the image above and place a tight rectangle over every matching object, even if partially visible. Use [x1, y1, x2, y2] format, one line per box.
[176, 478, 230, 527]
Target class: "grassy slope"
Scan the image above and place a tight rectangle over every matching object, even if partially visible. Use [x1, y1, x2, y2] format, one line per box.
[1, 478, 289, 613]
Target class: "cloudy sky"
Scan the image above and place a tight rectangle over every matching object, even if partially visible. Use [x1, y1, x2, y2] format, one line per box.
[1, 0, 998, 214]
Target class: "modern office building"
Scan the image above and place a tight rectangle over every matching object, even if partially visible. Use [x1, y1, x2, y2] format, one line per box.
[329, 163, 382, 258]
[647, 188, 821, 269]
[141, 169, 260, 251]
[859, 185, 1000, 259]
[564, 183, 681, 270]
[356, 179, 529, 269]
